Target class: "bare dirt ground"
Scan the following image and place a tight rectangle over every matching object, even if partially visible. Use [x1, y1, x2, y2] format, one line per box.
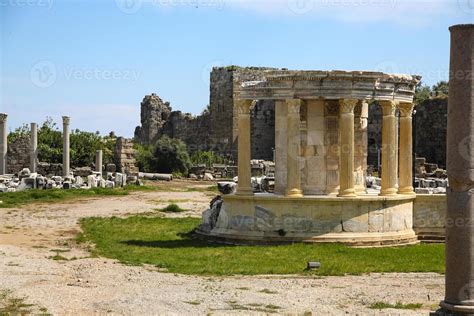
[0, 180, 444, 315]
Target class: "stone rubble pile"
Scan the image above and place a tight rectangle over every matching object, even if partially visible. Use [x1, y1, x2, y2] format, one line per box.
[0, 168, 138, 193]
[414, 157, 448, 194]
[365, 158, 448, 194]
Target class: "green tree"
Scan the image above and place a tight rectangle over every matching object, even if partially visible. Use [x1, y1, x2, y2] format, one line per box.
[414, 83, 431, 104]
[151, 135, 191, 174]
[432, 81, 449, 98]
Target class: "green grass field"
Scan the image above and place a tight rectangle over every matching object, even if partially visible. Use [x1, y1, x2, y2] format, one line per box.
[78, 216, 445, 276]
[0, 185, 155, 208]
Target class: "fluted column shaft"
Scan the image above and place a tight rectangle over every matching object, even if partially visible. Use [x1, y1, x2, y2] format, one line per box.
[30, 123, 38, 173]
[236, 100, 253, 195]
[338, 99, 357, 197]
[62, 116, 70, 177]
[0, 114, 7, 175]
[379, 101, 398, 196]
[398, 103, 415, 195]
[285, 99, 303, 197]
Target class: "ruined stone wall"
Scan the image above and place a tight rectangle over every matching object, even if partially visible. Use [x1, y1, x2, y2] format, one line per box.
[414, 98, 447, 168]
[367, 97, 448, 169]
[162, 110, 211, 152]
[7, 136, 30, 174]
[251, 100, 275, 161]
[114, 137, 139, 175]
[134, 94, 172, 145]
[209, 66, 287, 160]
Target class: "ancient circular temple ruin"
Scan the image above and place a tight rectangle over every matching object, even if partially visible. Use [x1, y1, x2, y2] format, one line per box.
[199, 70, 422, 246]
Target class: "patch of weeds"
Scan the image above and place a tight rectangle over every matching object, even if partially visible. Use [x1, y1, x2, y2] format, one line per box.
[0, 289, 34, 315]
[50, 249, 70, 253]
[158, 204, 186, 213]
[49, 254, 68, 261]
[265, 304, 281, 310]
[369, 301, 423, 310]
[6, 262, 20, 267]
[237, 287, 250, 291]
[184, 300, 201, 305]
[259, 288, 278, 294]
[32, 245, 47, 249]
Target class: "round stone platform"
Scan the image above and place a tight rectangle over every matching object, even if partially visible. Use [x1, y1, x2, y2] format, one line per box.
[197, 194, 418, 247]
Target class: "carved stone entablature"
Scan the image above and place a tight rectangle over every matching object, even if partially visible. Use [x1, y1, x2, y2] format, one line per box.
[0, 113, 7, 123]
[239, 70, 421, 104]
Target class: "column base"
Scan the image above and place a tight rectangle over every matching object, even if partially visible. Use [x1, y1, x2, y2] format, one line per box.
[439, 301, 474, 314]
[379, 188, 398, 196]
[285, 188, 303, 197]
[338, 189, 358, 198]
[236, 188, 254, 196]
[398, 186, 416, 195]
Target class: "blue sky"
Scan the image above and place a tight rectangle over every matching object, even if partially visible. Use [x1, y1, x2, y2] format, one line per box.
[0, 0, 472, 137]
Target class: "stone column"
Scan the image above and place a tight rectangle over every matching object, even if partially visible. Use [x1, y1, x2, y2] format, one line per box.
[398, 102, 415, 195]
[236, 100, 253, 195]
[62, 116, 70, 177]
[0, 114, 7, 175]
[96, 150, 103, 176]
[355, 101, 368, 194]
[30, 123, 38, 173]
[379, 101, 398, 196]
[274, 100, 287, 194]
[286, 99, 303, 197]
[439, 24, 474, 314]
[338, 99, 358, 197]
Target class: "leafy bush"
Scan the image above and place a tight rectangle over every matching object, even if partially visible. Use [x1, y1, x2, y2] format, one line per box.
[190, 150, 228, 167]
[134, 136, 191, 174]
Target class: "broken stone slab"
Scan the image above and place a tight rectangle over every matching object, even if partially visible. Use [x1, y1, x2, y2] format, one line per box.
[19, 168, 31, 180]
[217, 181, 236, 195]
[105, 180, 115, 188]
[75, 176, 84, 186]
[73, 167, 92, 177]
[63, 181, 72, 190]
[203, 173, 214, 181]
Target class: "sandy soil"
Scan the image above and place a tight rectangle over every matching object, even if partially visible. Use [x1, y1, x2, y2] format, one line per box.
[0, 180, 444, 315]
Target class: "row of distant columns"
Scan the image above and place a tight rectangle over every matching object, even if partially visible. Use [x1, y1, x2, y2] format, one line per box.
[236, 98, 415, 197]
[0, 115, 103, 176]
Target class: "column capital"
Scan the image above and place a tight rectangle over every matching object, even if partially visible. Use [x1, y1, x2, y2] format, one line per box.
[379, 100, 398, 116]
[399, 102, 415, 118]
[62, 116, 71, 125]
[235, 99, 254, 115]
[0, 113, 7, 123]
[286, 99, 302, 114]
[339, 99, 358, 114]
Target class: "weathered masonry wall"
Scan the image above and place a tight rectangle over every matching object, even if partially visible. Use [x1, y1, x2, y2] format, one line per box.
[7, 136, 31, 174]
[413, 194, 446, 240]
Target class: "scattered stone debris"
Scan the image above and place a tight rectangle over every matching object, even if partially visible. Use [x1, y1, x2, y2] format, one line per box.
[0, 168, 138, 193]
[199, 196, 223, 233]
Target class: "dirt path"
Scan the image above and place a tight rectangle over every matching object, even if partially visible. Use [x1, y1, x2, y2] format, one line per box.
[0, 182, 444, 315]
